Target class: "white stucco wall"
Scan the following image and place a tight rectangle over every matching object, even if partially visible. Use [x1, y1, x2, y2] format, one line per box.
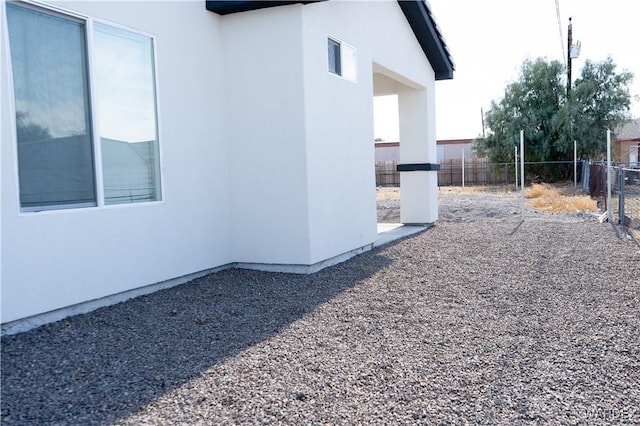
[302, 1, 377, 264]
[221, 5, 312, 265]
[302, 0, 438, 259]
[1, 0, 443, 327]
[1, 1, 233, 323]
[221, 1, 440, 266]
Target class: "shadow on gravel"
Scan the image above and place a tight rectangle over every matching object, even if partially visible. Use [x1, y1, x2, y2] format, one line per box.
[1, 250, 393, 425]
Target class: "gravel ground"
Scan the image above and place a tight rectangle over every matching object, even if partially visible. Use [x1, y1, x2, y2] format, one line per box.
[2, 190, 640, 425]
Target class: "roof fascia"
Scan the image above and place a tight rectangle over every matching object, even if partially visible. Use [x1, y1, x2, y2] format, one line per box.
[206, 1, 324, 15]
[397, 0, 454, 80]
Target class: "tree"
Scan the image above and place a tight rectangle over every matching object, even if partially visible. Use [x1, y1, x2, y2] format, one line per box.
[15, 110, 51, 143]
[560, 58, 634, 159]
[475, 57, 633, 178]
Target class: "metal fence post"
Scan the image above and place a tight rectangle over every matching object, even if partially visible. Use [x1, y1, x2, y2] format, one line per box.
[619, 167, 625, 225]
[607, 130, 612, 222]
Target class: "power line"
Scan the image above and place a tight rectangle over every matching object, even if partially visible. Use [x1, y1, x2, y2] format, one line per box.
[555, 0, 566, 66]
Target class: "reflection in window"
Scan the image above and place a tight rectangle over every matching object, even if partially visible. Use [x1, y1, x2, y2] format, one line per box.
[328, 38, 341, 75]
[94, 23, 161, 205]
[6, 3, 96, 209]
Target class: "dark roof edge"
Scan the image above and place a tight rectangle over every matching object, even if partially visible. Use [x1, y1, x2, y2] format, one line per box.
[397, 0, 454, 80]
[206, 1, 324, 15]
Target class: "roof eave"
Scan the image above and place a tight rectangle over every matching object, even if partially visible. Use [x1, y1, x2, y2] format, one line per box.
[397, 0, 454, 80]
[206, 1, 323, 15]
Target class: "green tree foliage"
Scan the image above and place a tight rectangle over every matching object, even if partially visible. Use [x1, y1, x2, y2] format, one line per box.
[475, 57, 633, 169]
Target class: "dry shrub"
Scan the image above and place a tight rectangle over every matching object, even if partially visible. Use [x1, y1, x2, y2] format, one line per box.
[525, 183, 553, 199]
[525, 183, 597, 213]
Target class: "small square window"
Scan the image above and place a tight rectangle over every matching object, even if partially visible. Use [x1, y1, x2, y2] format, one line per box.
[328, 38, 341, 75]
[327, 36, 356, 82]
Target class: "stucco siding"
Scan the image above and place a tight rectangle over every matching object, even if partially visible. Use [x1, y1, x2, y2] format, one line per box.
[1, 1, 233, 323]
[302, 1, 437, 261]
[1, 0, 444, 328]
[222, 5, 312, 265]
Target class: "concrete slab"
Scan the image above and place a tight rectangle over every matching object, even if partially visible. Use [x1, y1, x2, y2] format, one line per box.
[375, 223, 429, 248]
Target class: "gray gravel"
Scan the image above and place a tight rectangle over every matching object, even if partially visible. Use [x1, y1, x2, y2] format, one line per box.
[2, 192, 640, 425]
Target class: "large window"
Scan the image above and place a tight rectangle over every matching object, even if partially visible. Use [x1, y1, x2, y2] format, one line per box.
[94, 23, 161, 205]
[6, 2, 161, 211]
[7, 4, 96, 209]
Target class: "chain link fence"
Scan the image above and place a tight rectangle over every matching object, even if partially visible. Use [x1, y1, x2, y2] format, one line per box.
[619, 168, 640, 237]
[375, 159, 640, 240]
[589, 163, 640, 238]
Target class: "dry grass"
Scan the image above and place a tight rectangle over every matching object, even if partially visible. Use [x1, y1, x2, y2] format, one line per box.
[376, 187, 400, 201]
[378, 184, 599, 215]
[377, 185, 514, 202]
[438, 185, 514, 195]
[378, 183, 598, 214]
[525, 183, 598, 213]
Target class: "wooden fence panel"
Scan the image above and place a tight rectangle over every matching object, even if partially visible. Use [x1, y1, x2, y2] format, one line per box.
[375, 158, 515, 187]
[375, 161, 400, 187]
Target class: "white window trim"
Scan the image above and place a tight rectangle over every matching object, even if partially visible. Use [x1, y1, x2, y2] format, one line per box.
[5, 0, 164, 214]
[85, 18, 105, 208]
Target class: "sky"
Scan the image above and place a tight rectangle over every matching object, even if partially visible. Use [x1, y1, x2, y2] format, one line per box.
[374, 0, 640, 141]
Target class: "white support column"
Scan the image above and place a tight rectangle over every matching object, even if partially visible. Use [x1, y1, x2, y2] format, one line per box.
[398, 85, 437, 224]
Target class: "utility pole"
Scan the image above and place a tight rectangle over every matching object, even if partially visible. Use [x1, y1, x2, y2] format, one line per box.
[567, 17, 573, 98]
[566, 17, 581, 97]
[567, 17, 581, 184]
[567, 17, 573, 96]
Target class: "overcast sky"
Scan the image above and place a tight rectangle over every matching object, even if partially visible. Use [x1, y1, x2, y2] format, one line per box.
[374, 0, 640, 141]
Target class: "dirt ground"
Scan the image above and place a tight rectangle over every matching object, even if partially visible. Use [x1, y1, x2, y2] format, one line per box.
[377, 185, 599, 224]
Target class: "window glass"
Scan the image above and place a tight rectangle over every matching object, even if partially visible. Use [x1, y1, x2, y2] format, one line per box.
[6, 3, 96, 209]
[94, 23, 161, 204]
[328, 38, 341, 75]
[631, 145, 638, 167]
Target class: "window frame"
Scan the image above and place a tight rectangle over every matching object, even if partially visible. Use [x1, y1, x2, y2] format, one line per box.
[5, 1, 164, 213]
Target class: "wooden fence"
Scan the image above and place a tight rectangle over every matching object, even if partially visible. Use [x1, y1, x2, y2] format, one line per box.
[375, 159, 584, 187]
[375, 159, 513, 187]
[438, 158, 512, 186]
[375, 161, 400, 187]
